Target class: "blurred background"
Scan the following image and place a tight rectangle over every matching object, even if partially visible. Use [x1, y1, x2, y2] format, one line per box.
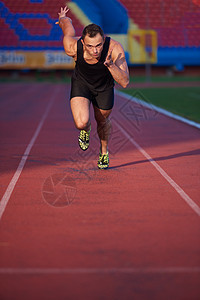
[0, 0, 199, 83]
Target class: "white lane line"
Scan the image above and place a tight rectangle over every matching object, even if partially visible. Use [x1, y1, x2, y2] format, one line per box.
[113, 120, 200, 217]
[0, 88, 57, 221]
[115, 90, 200, 130]
[0, 267, 199, 274]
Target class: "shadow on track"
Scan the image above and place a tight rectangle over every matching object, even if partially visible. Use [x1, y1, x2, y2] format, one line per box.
[109, 148, 200, 170]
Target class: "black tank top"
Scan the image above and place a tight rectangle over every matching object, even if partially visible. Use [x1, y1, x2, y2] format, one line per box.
[73, 37, 114, 92]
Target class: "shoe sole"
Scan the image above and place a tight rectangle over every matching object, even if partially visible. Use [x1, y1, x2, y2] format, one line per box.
[78, 139, 89, 151]
[98, 164, 109, 169]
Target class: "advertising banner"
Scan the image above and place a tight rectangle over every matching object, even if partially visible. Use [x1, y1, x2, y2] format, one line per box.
[0, 51, 75, 69]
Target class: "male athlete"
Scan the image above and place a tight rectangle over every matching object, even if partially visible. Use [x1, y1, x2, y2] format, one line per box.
[58, 6, 129, 169]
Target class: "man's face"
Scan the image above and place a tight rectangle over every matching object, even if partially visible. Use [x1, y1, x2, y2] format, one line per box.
[82, 33, 104, 59]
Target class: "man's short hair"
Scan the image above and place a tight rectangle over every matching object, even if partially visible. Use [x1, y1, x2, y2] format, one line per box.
[82, 24, 104, 40]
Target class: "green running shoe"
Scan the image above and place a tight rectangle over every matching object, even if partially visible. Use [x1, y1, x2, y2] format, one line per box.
[98, 152, 109, 169]
[78, 126, 91, 151]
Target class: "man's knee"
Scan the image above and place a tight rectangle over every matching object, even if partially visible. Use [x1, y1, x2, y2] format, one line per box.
[94, 108, 112, 123]
[74, 119, 90, 130]
[97, 117, 110, 127]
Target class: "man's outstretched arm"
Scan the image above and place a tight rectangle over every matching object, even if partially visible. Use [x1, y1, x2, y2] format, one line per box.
[57, 6, 77, 57]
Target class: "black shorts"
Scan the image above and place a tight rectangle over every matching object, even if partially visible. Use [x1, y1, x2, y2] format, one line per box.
[70, 77, 114, 110]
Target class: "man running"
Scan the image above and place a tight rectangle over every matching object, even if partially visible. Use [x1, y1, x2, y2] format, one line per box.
[58, 6, 129, 169]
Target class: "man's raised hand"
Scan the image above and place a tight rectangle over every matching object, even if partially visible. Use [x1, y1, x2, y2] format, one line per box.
[55, 6, 69, 24]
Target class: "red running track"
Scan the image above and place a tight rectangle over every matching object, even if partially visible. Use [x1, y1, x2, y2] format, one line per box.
[0, 83, 200, 300]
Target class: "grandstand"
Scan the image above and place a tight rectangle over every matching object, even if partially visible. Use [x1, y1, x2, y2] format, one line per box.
[120, 0, 200, 47]
[0, 0, 200, 68]
[0, 0, 84, 50]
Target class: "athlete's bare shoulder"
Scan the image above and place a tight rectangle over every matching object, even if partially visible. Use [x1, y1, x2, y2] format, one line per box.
[109, 38, 127, 64]
[109, 38, 125, 57]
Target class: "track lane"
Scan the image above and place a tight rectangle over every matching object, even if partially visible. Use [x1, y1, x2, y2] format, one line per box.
[0, 83, 200, 300]
[0, 83, 59, 199]
[113, 92, 200, 206]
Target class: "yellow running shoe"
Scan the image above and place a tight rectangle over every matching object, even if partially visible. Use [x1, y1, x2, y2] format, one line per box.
[97, 151, 109, 169]
[78, 126, 91, 151]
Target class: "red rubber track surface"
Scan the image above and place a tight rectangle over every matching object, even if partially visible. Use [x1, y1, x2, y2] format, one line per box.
[0, 83, 200, 300]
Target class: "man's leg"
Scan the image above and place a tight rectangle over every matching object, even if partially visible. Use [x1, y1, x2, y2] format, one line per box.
[70, 97, 91, 131]
[71, 97, 91, 150]
[93, 106, 112, 154]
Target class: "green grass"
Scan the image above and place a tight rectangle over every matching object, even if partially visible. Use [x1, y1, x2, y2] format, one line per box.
[129, 75, 200, 83]
[122, 87, 200, 123]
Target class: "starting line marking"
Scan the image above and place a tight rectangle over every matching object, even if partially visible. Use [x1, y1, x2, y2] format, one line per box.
[0, 267, 200, 274]
[113, 120, 200, 217]
[0, 88, 57, 221]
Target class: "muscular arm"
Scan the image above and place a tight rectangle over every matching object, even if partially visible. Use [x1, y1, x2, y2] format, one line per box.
[59, 17, 75, 37]
[104, 42, 129, 88]
[58, 7, 77, 58]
